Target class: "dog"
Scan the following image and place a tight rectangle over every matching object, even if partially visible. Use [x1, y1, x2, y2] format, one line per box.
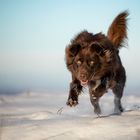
[65, 11, 128, 115]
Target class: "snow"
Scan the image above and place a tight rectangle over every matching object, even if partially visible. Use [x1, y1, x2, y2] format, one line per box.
[0, 92, 140, 140]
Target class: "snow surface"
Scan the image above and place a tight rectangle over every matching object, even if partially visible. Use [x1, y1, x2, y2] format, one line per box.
[0, 91, 140, 140]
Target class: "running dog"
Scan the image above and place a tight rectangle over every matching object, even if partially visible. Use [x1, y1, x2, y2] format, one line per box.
[65, 11, 128, 115]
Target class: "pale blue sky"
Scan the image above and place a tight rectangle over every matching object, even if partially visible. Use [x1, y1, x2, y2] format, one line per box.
[0, 0, 140, 94]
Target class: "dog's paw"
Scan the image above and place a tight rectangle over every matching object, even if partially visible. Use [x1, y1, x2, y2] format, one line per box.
[113, 109, 122, 115]
[66, 98, 78, 107]
[113, 106, 123, 115]
[94, 107, 101, 115]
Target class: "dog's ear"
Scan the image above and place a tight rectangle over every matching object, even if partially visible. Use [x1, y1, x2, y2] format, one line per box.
[65, 44, 81, 67]
[90, 42, 104, 54]
[107, 11, 129, 49]
[68, 44, 81, 56]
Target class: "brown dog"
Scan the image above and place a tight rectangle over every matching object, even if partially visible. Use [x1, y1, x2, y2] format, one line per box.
[65, 11, 129, 115]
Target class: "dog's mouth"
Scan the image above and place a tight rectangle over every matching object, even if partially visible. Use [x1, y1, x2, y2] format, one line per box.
[80, 80, 88, 86]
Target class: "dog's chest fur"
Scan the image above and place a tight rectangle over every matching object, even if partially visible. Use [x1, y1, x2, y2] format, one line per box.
[90, 74, 117, 93]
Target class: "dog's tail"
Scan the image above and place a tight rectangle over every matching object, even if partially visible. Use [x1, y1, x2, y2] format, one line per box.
[107, 11, 129, 49]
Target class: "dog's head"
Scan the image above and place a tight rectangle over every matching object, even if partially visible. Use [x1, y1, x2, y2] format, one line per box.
[65, 11, 128, 86]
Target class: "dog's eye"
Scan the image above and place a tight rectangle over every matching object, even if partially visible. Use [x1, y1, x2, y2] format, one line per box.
[90, 61, 94, 65]
[77, 60, 82, 65]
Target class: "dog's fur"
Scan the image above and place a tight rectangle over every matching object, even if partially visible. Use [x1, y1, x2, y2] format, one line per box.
[65, 11, 129, 115]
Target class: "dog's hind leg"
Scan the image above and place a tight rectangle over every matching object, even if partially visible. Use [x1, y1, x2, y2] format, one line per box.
[112, 84, 125, 114]
[112, 67, 126, 114]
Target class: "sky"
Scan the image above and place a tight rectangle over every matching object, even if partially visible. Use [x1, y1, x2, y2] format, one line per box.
[0, 0, 140, 94]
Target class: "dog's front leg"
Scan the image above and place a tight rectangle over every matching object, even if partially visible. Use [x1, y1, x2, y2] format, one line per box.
[66, 80, 82, 107]
[89, 92, 101, 115]
[89, 81, 105, 115]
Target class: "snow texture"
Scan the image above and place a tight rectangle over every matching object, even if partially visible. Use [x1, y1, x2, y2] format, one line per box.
[0, 92, 140, 140]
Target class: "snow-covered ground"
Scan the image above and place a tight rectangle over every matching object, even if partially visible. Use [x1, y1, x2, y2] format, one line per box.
[0, 91, 140, 140]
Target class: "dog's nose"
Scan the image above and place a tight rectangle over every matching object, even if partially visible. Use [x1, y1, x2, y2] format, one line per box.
[80, 73, 87, 81]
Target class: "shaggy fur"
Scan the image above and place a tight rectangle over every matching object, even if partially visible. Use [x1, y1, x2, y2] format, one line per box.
[65, 11, 129, 115]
